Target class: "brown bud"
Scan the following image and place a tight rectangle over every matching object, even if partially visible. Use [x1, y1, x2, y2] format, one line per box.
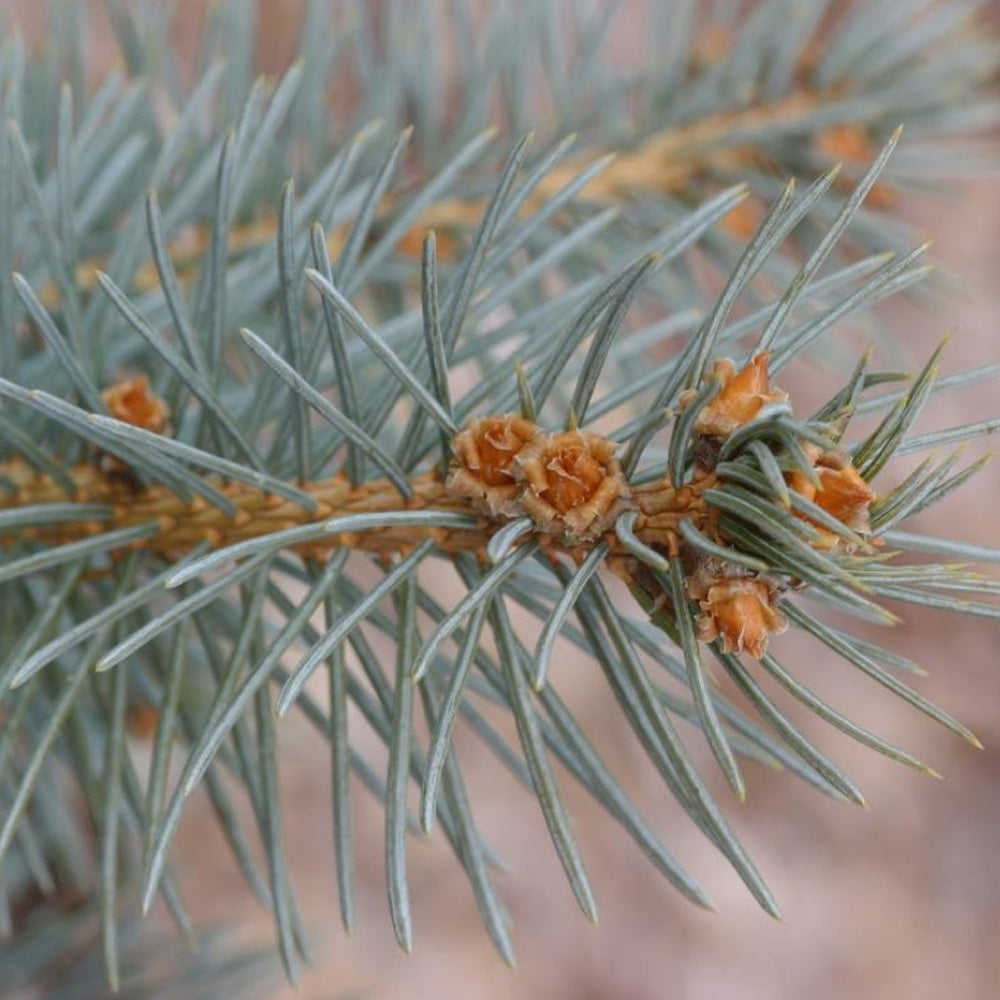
[101, 375, 169, 434]
[396, 227, 460, 261]
[127, 704, 159, 741]
[690, 577, 787, 659]
[97, 376, 170, 492]
[446, 415, 540, 516]
[814, 123, 874, 165]
[685, 353, 787, 438]
[813, 452, 876, 534]
[720, 197, 762, 242]
[784, 468, 817, 504]
[786, 448, 876, 540]
[813, 124, 899, 209]
[516, 429, 630, 539]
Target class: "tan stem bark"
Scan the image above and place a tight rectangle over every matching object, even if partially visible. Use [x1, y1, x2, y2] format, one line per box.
[1, 458, 711, 566]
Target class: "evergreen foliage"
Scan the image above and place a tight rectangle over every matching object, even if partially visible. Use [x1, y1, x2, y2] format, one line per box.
[1, 0, 999, 990]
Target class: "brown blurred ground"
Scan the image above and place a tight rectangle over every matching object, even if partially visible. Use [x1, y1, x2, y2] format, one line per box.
[7, 3, 1000, 999]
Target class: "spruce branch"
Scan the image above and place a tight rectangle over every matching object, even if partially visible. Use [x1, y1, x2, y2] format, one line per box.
[2, 0, 1000, 986]
[14, 0, 999, 319]
[3, 137, 998, 960]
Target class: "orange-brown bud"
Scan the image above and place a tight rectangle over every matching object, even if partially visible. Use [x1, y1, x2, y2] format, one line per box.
[720, 197, 762, 242]
[101, 375, 169, 434]
[685, 353, 787, 438]
[814, 123, 874, 165]
[786, 448, 876, 540]
[784, 468, 816, 504]
[813, 124, 899, 208]
[127, 704, 160, 741]
[813, 452, 876, 534]
[689, 576, 787, 659]
[517, 430, 630, 539]
[446, 415, 540, 516]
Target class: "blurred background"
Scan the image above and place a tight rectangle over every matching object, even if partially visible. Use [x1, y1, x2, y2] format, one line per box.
[5, 2, 1000, 998]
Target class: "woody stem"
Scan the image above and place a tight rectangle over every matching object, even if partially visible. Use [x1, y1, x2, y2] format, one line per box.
[1, 459, 711, 566]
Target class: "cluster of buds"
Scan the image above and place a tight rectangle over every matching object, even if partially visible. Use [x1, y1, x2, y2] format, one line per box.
[446, 415, 631, 541]
[448, 352, 876, 662]
[444, 350, 881, 663]
[676, 352, 876, 659]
